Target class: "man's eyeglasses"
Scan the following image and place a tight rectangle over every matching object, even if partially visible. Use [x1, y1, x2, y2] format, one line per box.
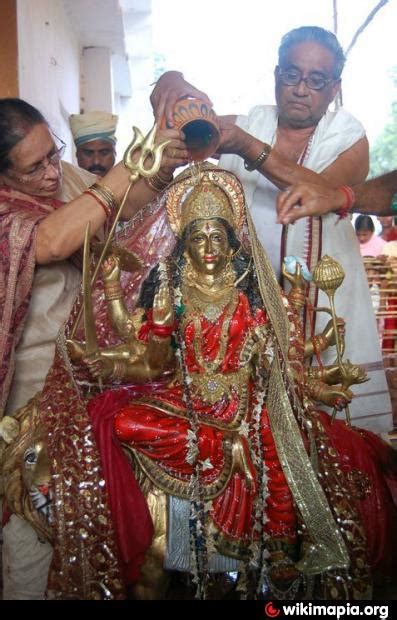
[6, 137, 66, 183]
[278, 68, 335, 91]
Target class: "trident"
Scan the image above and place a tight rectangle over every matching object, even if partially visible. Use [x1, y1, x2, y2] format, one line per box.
[69, 124, 170, 348]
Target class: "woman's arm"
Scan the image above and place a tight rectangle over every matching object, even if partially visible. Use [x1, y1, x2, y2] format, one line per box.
[36, 128, 188, 264]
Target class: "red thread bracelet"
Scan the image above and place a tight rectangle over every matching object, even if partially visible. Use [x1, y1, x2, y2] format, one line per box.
[138, 312, 175, 341]
[335, 185, 355, 222]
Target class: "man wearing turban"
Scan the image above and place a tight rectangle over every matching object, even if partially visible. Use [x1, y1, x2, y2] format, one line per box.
[69, 110, 118, 176]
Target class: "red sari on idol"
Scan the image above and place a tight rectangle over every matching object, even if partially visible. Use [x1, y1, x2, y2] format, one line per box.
[88, 290, 297, 584]
[114, 291, 296, 545]
[88, 288, 397, 590]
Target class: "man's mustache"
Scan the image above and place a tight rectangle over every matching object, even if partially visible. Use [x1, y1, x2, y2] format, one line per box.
[88, 165, 107, 174]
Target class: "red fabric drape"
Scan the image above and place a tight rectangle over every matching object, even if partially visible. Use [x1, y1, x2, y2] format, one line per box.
[87, 385, 156, 584]
[318, 410, 397, 578]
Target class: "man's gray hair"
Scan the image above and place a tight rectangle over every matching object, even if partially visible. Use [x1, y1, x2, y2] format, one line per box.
[278, 26, 346, 79]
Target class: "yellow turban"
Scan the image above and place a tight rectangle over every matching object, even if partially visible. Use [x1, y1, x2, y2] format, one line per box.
[69, 111, 118, 146]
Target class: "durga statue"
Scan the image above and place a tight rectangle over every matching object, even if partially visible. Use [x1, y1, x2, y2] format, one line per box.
[1, 164, 397, 600]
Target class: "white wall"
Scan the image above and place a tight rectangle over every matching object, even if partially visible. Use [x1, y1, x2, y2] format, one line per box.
[117, 12, 155, 159]
[80, 47, 114, 113]
[17, 0, 81, 162]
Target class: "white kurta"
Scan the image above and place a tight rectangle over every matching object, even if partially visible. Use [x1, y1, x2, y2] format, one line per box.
[220, 105, 392, 434]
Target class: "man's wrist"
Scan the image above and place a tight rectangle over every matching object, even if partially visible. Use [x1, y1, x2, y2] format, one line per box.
[335, 185, 355, 220]
[243, 142, 272, 172]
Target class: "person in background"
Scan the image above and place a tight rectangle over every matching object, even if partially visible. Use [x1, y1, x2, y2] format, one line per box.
[0, 97, 187, 600]
[150, 25, 392, 434]
[378, 215, 397, 242]
[355, 214, 387, 257]
[69, 110, 118, 176]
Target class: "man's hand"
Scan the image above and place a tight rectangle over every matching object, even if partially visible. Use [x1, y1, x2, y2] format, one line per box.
[217, 116, 255, 157]
[150, 71, 213, 128]
[276, 183, 345, 224]
[155, 127, 189, 176]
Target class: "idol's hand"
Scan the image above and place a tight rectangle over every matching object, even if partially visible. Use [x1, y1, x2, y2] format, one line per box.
[153, 283, 174, 326]
[83, 353, 113, 380]
[150, 71, 213, 128]
[102, 254, 121, 283]
[322, 317, 345, 350]
[338, 359, 368, 388]
[66, 338, 85, 362]
[322, 386, 353, 410]
[282, 261, 304, 289]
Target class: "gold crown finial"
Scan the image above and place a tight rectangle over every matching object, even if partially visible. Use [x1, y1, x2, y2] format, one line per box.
[180, 181, 234, 232]
[165, 163, 245, 237]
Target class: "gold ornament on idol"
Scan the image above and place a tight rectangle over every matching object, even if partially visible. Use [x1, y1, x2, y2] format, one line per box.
[166, 163, 245, 237]
[311, 255, 350, 424]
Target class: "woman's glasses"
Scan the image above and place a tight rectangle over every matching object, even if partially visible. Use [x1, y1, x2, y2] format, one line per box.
[6, 136, 66, 183]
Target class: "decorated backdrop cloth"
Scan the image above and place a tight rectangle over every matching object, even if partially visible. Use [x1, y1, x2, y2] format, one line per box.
[219, 105, 392, 434]
[37, 198, 176, 599]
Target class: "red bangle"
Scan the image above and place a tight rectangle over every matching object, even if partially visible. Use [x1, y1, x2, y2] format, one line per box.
[335, 185, 355, 222]
[83, 189, 111, 217]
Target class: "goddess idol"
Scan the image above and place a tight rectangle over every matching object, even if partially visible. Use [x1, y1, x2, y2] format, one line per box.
[2, 165, 396, 600]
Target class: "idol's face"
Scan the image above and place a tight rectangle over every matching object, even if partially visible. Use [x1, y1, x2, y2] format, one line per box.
[185, 218, 231, 277]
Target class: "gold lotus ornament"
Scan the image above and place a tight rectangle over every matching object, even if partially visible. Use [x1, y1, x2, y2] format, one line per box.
[311, 255, 345, 295]
[312, 255, 351, 424]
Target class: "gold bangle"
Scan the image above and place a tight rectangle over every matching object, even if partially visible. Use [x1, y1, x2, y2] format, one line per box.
[109, 359, 127, 381]
[87, 182, 119, 214]
[145, 173, 172, 193]
[244, 143, 272, 171]
[156, 169, 174, 184]
[83, 189, 111, 217]
[312, 334, 327, 355]
[288, 288, 306, 309]
[104, 282, 123, 301]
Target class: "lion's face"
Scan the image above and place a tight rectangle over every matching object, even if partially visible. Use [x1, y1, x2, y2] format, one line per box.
[22, 434, 53, 524]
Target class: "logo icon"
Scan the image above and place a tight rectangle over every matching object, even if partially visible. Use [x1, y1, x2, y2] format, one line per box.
[264, 602, 281, 617]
